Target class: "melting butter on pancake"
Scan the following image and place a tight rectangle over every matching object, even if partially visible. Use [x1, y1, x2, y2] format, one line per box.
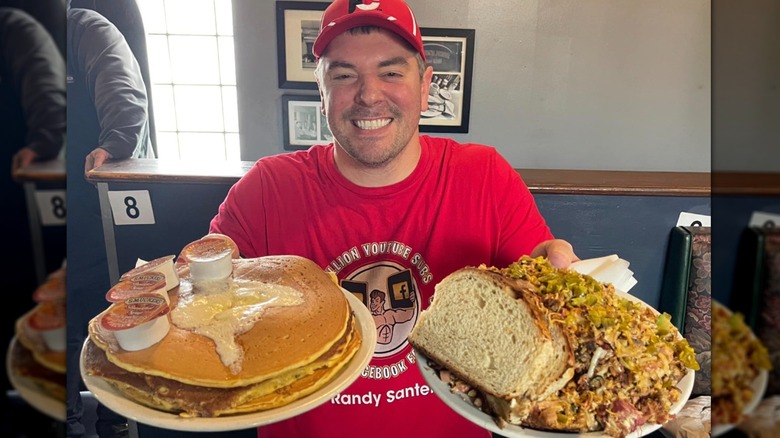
[171, 277, 304, 374]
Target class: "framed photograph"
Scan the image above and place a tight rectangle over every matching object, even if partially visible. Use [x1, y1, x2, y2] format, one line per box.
[420, 28, 475, 133]
[276, 1, 328, 89]
[282, 94, 333, 150]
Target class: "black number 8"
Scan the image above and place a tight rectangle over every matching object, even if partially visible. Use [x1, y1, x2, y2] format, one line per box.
[51, 196, 66, 219]
[124, 196, 140, 219]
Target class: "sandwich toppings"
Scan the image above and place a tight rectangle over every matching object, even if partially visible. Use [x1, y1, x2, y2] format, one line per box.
[496, 257, 698, 437]
[711, 300, 772, 425]
[410, 256, 699, 438]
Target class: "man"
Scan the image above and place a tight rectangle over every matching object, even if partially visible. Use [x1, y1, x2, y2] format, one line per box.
[1, 8, 65, 437]
[210, 0, 576, 436]
[65, 7, 153, 438]
[1, 5, 66, 278]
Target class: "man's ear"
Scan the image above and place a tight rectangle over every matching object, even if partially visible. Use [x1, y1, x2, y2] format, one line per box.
[420, 65, 433, 111]
[316, 78, 326, 116]
[313, 59, 327, 116]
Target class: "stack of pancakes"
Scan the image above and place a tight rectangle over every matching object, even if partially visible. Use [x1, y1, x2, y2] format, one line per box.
[84, 254, 362, 417]
[12, 266, 67, 402]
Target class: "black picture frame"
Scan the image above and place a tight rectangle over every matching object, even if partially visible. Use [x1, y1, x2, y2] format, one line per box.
[420, 28, 475, 133]
[276, 1, 328, 89]
[281, 94, 333, 150]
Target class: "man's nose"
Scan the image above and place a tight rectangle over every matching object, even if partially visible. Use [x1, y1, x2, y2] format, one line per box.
[355, 76, 383, 106]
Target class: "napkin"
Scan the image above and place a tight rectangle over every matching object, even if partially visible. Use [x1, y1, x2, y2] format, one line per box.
[737, 396, 780, 438]
[570, 255, 638, 293]
[661, 396, 711, 438]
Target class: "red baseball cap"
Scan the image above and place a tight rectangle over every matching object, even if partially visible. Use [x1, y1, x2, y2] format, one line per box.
[313, 0, 426, 61]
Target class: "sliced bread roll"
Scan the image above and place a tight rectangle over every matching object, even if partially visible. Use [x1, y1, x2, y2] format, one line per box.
[408, 268, 574, 402]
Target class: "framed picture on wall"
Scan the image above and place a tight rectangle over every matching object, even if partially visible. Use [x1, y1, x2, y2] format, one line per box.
[420, 28, 475, 133]
[276, 1, 328, 89]
[282, 94, 333, 150]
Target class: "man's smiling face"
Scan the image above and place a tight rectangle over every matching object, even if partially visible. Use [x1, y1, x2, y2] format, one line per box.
[317, 28, 431, 169]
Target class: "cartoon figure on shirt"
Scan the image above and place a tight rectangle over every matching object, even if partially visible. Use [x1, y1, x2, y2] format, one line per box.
[341, 262, 419, 358]
[370, 287, 415, 345]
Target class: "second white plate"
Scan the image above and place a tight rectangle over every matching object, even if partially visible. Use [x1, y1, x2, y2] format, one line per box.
[415, 292, 695, 438]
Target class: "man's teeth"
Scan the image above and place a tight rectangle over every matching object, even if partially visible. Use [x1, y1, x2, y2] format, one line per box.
[355, 118, 391, 130]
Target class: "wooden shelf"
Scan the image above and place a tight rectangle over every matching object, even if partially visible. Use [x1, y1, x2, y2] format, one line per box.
[518, 169, 710, 197]
[712, 172, 780, 196]
[87, 159, 254, 184]
[12, 159, 66, 183]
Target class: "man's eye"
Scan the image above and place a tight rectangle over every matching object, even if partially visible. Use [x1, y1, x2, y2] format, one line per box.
[331, 73, 353, 80]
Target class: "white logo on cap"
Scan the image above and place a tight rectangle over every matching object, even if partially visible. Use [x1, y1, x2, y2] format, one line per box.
[406, 5, 417, 36]
[356, 1, 380, 11]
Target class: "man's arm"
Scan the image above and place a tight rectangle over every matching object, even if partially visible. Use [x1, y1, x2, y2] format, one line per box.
[490, 150, 578, 268]
[69, 9, 151, 164]
[3, 8, 66, 172]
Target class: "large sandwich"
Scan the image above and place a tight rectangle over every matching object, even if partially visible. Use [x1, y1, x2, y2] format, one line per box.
[409, 256, 698, 438]
[83, 235, 362, 417]
[12, 263, 67, 403]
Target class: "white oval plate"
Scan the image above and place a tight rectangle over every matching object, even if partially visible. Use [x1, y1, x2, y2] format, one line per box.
[712, 369, 769, 436]
[415, 291, 695, 438]
[6, 336, 66, 422]
[80, 289, 376, 432]
[711, 300, 770, 436]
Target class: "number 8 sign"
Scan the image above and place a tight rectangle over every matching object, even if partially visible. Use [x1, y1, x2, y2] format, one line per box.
[107, 190, 156, 225]
[34, 190, 67, 226]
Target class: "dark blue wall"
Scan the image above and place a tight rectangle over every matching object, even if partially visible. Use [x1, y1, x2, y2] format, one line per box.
[711, 195, 780, 305]
[536, 194, 711, 307]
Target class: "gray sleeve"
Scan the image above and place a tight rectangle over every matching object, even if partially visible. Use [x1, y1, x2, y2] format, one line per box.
[70, 9, 150, 159]
[0, 8, 66, 160]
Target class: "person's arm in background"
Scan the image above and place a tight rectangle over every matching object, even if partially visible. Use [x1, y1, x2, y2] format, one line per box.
[4, 8, 66, 173]
[490, 149, 578, 269]
[68, 8, 152, 173]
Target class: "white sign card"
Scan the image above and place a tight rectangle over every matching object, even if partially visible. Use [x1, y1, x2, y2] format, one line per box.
[107, 190, 156, 225]
[34, 190, 67, 226]
[676, 212, 711, 227]
[748, 211, 780, 228]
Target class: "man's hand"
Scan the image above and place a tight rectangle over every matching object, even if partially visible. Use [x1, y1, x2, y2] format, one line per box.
[11, 148, 39, 175]
[85, 147, 113, 174]
[530, 239, 579, 269]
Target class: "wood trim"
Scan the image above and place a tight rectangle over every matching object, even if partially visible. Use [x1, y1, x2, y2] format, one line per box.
[87, 159, 255, 184]
[86, 158, 712, 197]
[12, 159, 66, 182]
[712, 172, 780, 196]
[518, 169, 710, 197]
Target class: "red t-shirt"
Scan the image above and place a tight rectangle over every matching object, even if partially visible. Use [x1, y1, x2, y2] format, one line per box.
[210, 135, 553, 438]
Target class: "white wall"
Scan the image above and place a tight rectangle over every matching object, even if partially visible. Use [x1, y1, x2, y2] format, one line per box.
[233, 0, 711, 171]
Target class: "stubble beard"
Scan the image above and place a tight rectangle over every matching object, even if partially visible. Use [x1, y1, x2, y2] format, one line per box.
[330, 105, 413, 169]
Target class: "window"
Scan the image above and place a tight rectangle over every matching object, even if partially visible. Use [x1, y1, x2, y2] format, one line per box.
[138, 0, 240, 161]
